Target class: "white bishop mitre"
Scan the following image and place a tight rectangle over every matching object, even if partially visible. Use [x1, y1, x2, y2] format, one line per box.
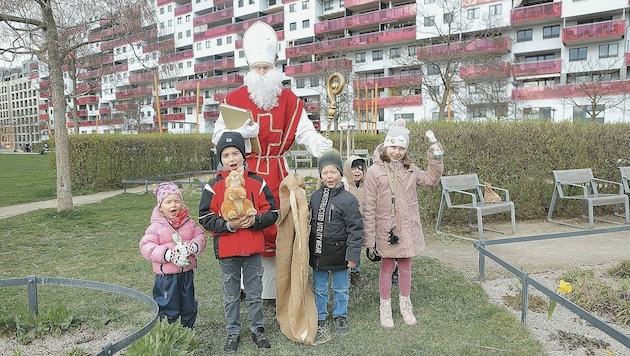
[243, 21, 278, 68]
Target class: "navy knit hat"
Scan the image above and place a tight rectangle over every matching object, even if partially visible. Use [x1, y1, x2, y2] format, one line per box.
[318, 149, 343, 176]
[216, 131, 246, 158]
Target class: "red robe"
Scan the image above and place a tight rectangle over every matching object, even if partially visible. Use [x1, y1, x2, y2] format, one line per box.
[225, 86, 304, 256]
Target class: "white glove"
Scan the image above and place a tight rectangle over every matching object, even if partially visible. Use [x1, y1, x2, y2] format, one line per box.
[238, 119, 259, 138]
[187, 242, 199, 255]
[165, 249, 176, 262]
[425, 130, 438, 143]
[175, 242, 190, 257]
[174, 253, 191, 267]
[321, 138, 333, 153]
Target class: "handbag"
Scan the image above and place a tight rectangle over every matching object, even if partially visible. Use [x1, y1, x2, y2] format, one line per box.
[483, 182, 502, 203]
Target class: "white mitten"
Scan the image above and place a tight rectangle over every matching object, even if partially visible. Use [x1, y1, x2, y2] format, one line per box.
[239, 119, 259, 138]
[425, 130, 437, 143]
[176, 242, 190, 257]
[320, 139, 333, 154]
[425, 130, 443, 158]
[165, 249, 176, 262]
[175, 253, 191, 267]
[187, 242, 199, 255]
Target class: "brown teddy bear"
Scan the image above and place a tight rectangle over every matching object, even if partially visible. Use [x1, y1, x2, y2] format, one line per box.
[221, 167, 257, 220]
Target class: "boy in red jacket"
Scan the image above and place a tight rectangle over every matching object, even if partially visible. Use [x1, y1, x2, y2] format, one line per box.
[199, 132, 278, 353]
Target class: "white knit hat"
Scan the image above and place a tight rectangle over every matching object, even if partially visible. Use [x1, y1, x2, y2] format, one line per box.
[243, 21, 278, 68]
[383, 119, 410, 149]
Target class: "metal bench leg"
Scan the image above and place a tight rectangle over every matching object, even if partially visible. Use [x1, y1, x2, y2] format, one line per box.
[435, 198, 446, 235]
[476, 209, 484, 241]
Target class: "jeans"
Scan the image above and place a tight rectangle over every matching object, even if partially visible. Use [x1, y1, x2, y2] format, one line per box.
[312, 268, 349, 321]
[219, 254, 264, 335]
[153, 270, 197, 328]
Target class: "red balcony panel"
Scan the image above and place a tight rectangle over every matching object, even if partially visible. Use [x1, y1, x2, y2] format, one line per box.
[315, 4, 416, 35]
[40, 91, 52, 98]
[154, 113, 186, 122]
[354, 94, 422, 108]
[99, 107, 111, 114]
[510, 2, 561, 25]
[194, 14, 284, 42]
[155, 99, 177, 109]
[129, 72, 155, 85]
[67, 110, 88, 118]
[357, 74, 422, 89]
[418, 36, 512, 60]
[157, 0, 174, 6]
[76, 83, 101, 93]
[204, 111, 219, 120]
[76, 95, 99, 105]
[116, 87, 153, 100]
[193, 8, 233, 27]
[562, 20, 625, 44]
[512, 59, 562, 77]
[176, 96, 203, 105]
[39, 103, 48, 110]
[29, 72, 39, 80]
[214, 92, 228, 102]
[287, 27, 416, 58]
[29, 62, 39, 70]
[39, 80, 51, 89]
[159, 49, 195, 64]
[175, 73, 243, 91]
[214, 0, 232, 6]
[115, 103, 137, 111]
[143, 39, 174, 54]
[626, 53, 630, 66]
[39, 114, 49, 120]
[304, 102, 321, 113]
[174, 4, 192, 16]
[285, 58, 353, 76]
[460, 62, 511, 79]
[462, 0, 503, 5]
[195, 57, 235, 72]
[514, 80, 630, 101]
[344, 0, 381, 9]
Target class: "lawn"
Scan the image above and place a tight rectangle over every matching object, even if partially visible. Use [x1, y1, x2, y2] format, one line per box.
[0, 153, 57, 207]
[0, 184, 546, 355]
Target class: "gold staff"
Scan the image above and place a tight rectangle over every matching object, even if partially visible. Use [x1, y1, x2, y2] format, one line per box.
[326, 72, 345, 138]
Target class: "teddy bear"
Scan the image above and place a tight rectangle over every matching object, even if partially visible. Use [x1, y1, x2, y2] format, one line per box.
[221, 167, 257, 220]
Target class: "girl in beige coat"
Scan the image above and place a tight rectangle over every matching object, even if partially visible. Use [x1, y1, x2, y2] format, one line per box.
[362, 120, 444, 329]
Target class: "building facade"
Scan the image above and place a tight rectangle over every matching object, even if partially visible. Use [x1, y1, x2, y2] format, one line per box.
[7, 0, 630, 142]
[1, 65, 42, 150]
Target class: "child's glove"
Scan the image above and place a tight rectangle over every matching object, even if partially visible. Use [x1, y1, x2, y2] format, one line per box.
[175, 242, 190, 257]
[187, 242, 199, 255]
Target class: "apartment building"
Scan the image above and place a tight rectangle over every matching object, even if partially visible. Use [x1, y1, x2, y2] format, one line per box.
[1, 64, 43, 150]
[19, 0, 630, 140]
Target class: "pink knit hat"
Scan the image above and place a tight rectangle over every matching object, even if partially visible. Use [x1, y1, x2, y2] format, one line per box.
[153, 182, 182, 207]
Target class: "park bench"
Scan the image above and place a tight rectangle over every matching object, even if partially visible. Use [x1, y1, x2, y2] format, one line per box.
[547, 168, 629, 229]
[289, 150, 313, 172]
[351, 149, 371, 166]
[435, 173, 515, 241]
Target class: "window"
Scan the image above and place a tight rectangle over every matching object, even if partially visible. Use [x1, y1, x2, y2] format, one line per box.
[468, 84, 476, 94]
[426, 64, 440, 75]
[517, 29, 533, 42]
[524, 54, 555, 62]
[217, 38, 222, 46]
[470, 105, 485, 118]
[390, 47, 401, 58]
[177, 32, 183, 39]
[324, 0, 333, 10]
[394, 113, 414, 121]
[569, 47, 587, 61]
[599, 43, 618, 58]
[167, 5, 172, 12]
[186, 30, 191, 38]
[289, 3, 296, 12]
[196, 43, 201, 50]
[489, 4, 501, 16]
[302, 0, 309, 10]
[523, 107, 553, 120]
[302, 20, 310, 29]
[425, 0, 435, 3]
[296, 78, 305, 88]
[443, 13, 452, 23]
[407, 45, 417, 56]
[186, 15, 190, 22]
[543, 25, 560, 39]
[356, 52, 366, 63]
[310, 77, 319, 87]
[573, 105, 604, 123]
[424, 16, 435, 27]
[159, 7, 164, 14]
[290, 22, 296, 31]
[372, 50, 383, 61]
[177, 17, 182, 25]
[205, 41, 211, 48]
[467, 8, 479, 20]
[226, 36, 232, 44]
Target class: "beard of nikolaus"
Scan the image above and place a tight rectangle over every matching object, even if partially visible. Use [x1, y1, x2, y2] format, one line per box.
[245, 68, 284, 111]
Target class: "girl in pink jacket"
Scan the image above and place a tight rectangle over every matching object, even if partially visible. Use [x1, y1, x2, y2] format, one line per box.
[139, 182, 207, 328]
[362, 120, 444, 329]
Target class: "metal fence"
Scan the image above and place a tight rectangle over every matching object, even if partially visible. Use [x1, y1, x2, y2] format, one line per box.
[0, 275, 159, 355]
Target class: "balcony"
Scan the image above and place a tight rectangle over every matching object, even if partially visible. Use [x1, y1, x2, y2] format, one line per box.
[194, 57, 235, 72]
[115, 103, 137, 111]
[562, 20, 625, 45]
[460, 62, 511, 79]
[174, 3, 192, 16]
[175, 73, 243, 91]
[154, 113, 186, 122]
[159, 50, 194, 64]
[304, 102, 321, 114]
[512, 59, 562, 77]
[193, 8, 233, 27]
[314, 4, 416, 35]
[67, 110, 88, 118]
[39, 114, 49, 121]
[354, 94, 422, 108]
[213, 0, 232, 6]
[116, 87, 153, 100]
[76, 96, 99, 105]
[356, 74, 422, 89]
[155, 96, 203, 108]
[39, 103, 48, 110]
[194, 13, 284, 42]
[204, 111, 219, 120]
[626, 53, 630, 66]
[39, 80, 51, 89]
[143, 39, 174, 54]
[99, 107, 111, 114]
[285, 59, 353, 76]
[418, 36, 512, 60]
[40, 91, 52, 98]
[514, 80, 630, 100]
[29, 72, 39, 80]
[344, 0, 384, 11]
[510, 2, 562, 26]
[77, 83, 101, 93]
[286, 26, 416, 58]
[214, 92, 228, 102]
[129, 72, 155, 85]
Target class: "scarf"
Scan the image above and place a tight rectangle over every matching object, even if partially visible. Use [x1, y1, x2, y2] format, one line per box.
[167, 208, 189, 229]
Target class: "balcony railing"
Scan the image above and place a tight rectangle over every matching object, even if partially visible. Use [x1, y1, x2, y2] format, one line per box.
[194, 13, 283, 42]
[510, 2, 561, 25]
[193, 8, 233, 27]
[204, 111, 219, 120]
[116, 87, 153, 100]
[154, 113, 186, 122]
[155, 96, 203, 108]
[356, 74, 422, 89]
[344, 0, 381, 9]
[129, 72, 155, 85]
[514, 80, 630, 100]
[174, 3, 192, 16]
[512, 59, 562, 77]
[418, 36, 512, 60]
[175, 73, 243, 91]
[314, 4, 416, 35]
[99, 107, 111, 114]
[194, 57, 235, 72]
[143, 39, 174, 54]
[304, 102, 321, 113]
[285, 59, 353, 76]
[286, 26, 416, 58]
[460, 62, 511, 79]
[76, 96, 99, 105]
[562, 20, 625, 44]
[354, 94, 422, 108]
[159, 50, 194, 64]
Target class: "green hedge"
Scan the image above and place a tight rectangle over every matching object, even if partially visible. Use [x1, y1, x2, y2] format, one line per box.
[64, 122, 630, 222]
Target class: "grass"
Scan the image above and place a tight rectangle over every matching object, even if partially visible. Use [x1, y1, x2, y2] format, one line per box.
[0, 184, 546, 355]
[0, 153, 57, 207]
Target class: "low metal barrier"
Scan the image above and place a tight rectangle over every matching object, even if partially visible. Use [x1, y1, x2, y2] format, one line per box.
[473, 226, 630, 349]
[122, 170, 215, 193]
[0, 275, 159, 355]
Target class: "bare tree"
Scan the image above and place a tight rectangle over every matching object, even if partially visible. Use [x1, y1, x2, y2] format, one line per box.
[0, 0, 154, 211]
[562, 58, 627, 122]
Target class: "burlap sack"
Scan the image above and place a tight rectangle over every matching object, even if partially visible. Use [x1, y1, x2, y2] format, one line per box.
[484, 182, 502, 203]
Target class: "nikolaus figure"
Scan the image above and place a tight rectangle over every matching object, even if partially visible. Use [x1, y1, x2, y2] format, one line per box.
[212, 21, 333, 299]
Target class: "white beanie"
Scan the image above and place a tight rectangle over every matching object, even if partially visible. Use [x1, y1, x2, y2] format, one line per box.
[383, 119, 410, 149]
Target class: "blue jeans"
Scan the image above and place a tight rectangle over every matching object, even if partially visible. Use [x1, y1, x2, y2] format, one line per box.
[312, 268, 349, 321]
[219, 254, 264, 335]
[153, 270, 197, 328]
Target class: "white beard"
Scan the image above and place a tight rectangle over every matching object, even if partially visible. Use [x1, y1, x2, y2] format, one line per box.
[244, 68, 284, 111]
